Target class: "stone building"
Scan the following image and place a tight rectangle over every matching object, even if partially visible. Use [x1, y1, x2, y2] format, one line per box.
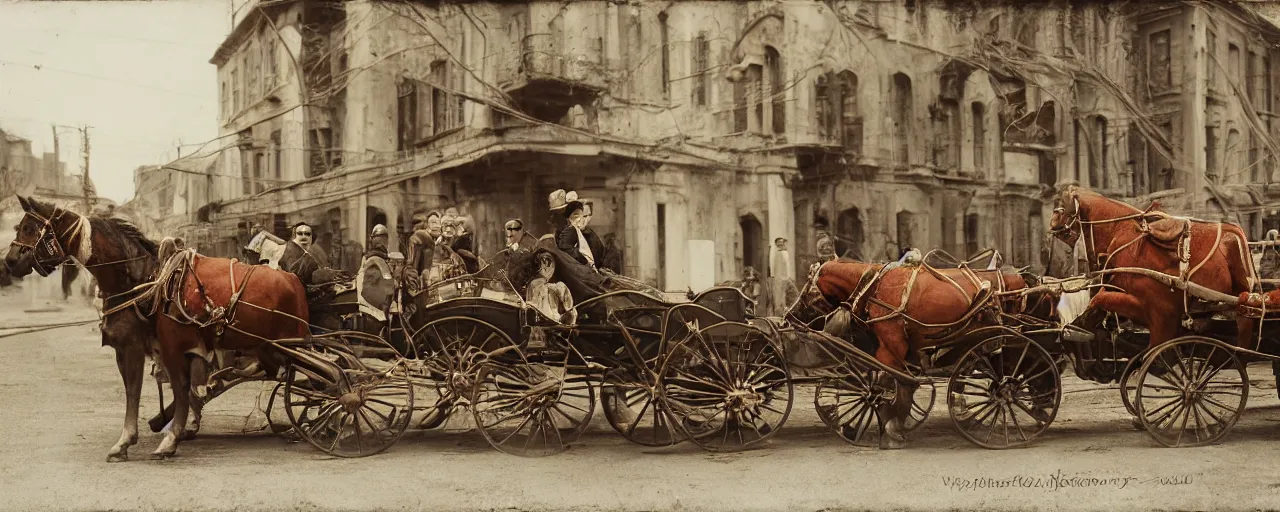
[181, 0, 1280, 290]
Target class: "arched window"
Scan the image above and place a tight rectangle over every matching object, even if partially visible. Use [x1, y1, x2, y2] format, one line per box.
[765, 46, 785, 134]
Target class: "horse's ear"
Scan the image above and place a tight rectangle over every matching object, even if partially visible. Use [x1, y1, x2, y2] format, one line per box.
[16, 195, 29, 212]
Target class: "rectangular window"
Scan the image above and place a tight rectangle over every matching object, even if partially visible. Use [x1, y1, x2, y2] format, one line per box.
[231, 69, 241, 113]
[692, 34, 709, 106]
[1205, 126, 1218, 182]
[220, 80, 228, 119]
[254, 151, 266, 193]
[397, 81, 417, 151]
[656, 203, 667, 290]
[1229, 44, 1241, 91]
[1250, 134, 1260, 182]
[1207, 31, 1217, 91]
[1150, 30, 1171, 91]
[972, 102, 986, 169]
[1266, 56, 1273, 112]
[1070, 6, 1087, 56]
[659, 12, 670, 99]
[1248, 51, 1258, 105]
[732, 73, 748, 133]
[266, 40, 278, 88]
[240, 149, 252, 195]
[270, 130, 282, 181]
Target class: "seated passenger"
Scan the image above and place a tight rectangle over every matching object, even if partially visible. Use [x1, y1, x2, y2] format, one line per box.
[527, 252, 576, 324]
[556, 200, 598, 271]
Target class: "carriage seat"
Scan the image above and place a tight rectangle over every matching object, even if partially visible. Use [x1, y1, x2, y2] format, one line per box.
[1143, 213, 1191, 249]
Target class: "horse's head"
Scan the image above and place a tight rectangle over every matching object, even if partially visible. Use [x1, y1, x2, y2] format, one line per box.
[784, 259, 881, 328]
[6, 195, 80, 278]
[1049, 185, 1083, 247]
[784, 261, 834, 327]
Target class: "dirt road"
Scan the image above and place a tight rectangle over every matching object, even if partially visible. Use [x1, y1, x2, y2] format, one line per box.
[1, 292, 1279, 512]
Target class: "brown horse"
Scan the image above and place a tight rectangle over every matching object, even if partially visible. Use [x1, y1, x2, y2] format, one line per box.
[787, 257, 1058, 448]
[1048, 186, 1257, 351]
[145, 249, 311, 458]
[5, 195, 160, 462]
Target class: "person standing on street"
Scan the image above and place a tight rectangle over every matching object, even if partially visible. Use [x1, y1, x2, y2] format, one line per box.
[356, 224, 393, 335]
[770, 237, 795, 316]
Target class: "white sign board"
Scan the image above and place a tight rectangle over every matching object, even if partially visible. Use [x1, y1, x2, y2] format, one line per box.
[687, 239, 716, 293]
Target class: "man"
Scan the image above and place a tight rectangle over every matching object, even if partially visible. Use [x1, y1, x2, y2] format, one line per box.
[451, 215, 481, 274]
[277, 222, 330, 283]
[356, 224, 394, 335]
[385, 251, 418, 353]
[505, 219, 530, 252]
[769, 237, 795, 316]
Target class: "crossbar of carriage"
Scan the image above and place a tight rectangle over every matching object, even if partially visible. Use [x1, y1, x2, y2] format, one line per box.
[9, 186, 1280, 459]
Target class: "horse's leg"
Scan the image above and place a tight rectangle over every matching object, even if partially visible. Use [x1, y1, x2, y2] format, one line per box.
[869, 319, 911, 450]
[106, 342, 145, 462]
[152, 350, 191, 459]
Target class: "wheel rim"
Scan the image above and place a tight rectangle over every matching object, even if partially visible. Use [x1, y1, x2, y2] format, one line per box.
[409, 317, 508, 430]
[660, 322, 794, 452]
[1135, 336, 1247, 448]
[814, 364, 896, 447]
[471, 355, 596, 457]
[947, 332, 1061, 449]
[903, 379, 936, 433]
[284, 358, 414, 458]
[601, 369, 685, 447]
[1119, 348, 1149, 417]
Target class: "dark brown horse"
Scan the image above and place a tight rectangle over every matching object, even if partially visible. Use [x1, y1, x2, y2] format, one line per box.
[5, 195, 160, 462]
[787, 257, 1058, 448]
[1048, 186, 1257, 351]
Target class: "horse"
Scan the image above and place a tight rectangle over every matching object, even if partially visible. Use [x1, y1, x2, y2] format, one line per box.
[786, 256, 1059, 449]
[5, 195, 160, 462]
[1047, 186, 1257, 353]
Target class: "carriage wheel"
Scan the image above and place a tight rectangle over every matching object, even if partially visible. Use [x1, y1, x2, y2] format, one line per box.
[814, 364, 897, 447]
[659, 322, 794, 452]
[1119, 348, 1150, 418]
[1134, 336, 1248, 448]
[410, 316, 508, 430]
[601, 368, 685, 447]
[947, 331, 1061, 449]
[903, 378, 936, 432]
[283, 357, 414, 458]
[470, 348, 597, 457]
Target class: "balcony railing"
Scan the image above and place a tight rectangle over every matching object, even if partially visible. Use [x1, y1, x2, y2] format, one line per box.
[507, 33, 606, 88]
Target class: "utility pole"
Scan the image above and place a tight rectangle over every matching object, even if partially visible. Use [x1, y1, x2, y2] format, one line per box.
[80, 126, 92, 216]
[50, 125, 60, 197]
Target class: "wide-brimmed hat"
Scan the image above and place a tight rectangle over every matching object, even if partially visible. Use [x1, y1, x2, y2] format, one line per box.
[549, 189, 579, 210]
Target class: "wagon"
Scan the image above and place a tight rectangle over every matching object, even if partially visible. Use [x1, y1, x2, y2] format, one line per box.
[398, 249, 795, 456]
[779, 248, 1076, 450]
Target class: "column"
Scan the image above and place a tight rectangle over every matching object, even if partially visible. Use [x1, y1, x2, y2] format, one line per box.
[355, 192, 369, 247]
[1185, 9, 1209, 208]
[764, 172, 796, 279]
[624, 184, 657, 285]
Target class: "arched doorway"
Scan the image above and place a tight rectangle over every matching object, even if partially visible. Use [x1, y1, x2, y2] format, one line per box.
[740, 214, 766, 277]
[367, 207, 387, 239]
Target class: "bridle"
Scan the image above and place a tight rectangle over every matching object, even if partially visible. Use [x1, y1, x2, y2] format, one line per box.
[9, 208, 75, 277]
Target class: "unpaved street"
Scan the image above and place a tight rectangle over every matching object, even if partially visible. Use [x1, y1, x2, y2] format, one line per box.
[2, 292, 1280, 512]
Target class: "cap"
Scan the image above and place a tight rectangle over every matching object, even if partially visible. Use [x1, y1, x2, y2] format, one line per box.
[774, 237, 787, 243]
[505, 219, 523, 230]
[371, 224, 388, 236]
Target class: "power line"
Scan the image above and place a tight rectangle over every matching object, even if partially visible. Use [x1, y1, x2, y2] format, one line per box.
[0, 25, 212, 49]
[0, 58, 209, 98]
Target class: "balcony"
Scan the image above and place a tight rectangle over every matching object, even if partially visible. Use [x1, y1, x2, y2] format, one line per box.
[498, 33, 607, 123]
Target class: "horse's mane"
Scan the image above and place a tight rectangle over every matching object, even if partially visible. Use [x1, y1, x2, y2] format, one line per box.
[98, 217, 159, 257]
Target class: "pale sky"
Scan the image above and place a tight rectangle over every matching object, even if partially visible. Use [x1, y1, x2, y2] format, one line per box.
[0, 0, 231, 204]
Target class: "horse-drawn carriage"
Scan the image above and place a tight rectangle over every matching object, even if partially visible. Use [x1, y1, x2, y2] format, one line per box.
[399, 240, 794, 456]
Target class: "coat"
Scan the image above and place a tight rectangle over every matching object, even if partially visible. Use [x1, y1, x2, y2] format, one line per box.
[557, 225, 593, 267]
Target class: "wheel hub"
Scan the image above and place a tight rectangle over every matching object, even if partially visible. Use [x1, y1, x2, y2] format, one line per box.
[725, 389, 763, 411]
[337, 391, 364, 412]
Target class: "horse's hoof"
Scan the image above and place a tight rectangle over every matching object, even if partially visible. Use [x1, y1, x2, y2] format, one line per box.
[180, 430, 198, 442]
[879, 437, 907, 450]
[106, 452, 128, 463]
[150, 451, 176, 461]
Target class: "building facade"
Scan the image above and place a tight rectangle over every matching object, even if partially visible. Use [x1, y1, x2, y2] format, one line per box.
[172, 0, 1280, 290]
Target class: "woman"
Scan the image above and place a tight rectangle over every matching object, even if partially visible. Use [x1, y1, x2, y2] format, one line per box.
[556, 200, 597, 271]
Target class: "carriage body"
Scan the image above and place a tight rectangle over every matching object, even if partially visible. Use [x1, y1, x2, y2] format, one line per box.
[399, 253, 794, 456]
